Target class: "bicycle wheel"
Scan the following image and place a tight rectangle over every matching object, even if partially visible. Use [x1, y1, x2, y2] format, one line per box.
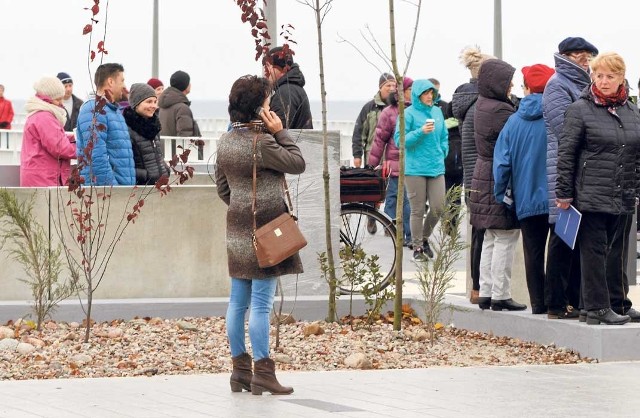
[338, 203, 397, 294]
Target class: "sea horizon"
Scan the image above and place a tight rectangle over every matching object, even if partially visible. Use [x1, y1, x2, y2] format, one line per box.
[10, 99, 364, 124]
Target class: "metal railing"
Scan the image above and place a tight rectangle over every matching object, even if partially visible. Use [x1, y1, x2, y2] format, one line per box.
[1, 115, 356, 167]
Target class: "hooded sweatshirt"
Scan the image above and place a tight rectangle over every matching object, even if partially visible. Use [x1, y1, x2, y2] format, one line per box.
[270, 63, 313, 130]
[394, 79, 448, 177]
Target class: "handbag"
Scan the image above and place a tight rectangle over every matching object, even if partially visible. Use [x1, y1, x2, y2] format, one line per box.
[251, 134, 307, 268]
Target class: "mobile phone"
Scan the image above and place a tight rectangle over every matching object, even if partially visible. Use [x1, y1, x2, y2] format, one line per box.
[255, 106, 264, 117]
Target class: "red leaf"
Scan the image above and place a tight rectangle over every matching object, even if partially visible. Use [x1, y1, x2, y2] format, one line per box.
[90, 50, 96, 61]
[83, 24, 92, 35]
[256, 21, 267, 29]
[138, 199, 145, 208]
[91, 4, 99, 15]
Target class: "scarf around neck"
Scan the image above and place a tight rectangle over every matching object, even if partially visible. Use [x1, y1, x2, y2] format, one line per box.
[123, 106, 162, 139]
[590, 83, 628, 115]
[25, 94, 67, 126]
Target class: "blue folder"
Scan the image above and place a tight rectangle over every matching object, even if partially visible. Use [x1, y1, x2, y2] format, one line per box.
[555, 205, 582, 250]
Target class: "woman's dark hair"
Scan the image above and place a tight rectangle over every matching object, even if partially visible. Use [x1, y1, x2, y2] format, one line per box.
[228, 75, 271, 123]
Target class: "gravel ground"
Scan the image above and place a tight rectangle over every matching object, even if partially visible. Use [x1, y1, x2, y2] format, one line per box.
[0, 315, 593, 381]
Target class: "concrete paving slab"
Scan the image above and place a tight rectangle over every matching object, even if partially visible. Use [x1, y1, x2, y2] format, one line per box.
[2, 363, 640, 417]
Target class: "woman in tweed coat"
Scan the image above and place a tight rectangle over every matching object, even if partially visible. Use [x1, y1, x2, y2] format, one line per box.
[215, 75, 305, 395]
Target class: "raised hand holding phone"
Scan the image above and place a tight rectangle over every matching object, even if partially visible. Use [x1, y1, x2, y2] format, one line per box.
[259, 106, 283, 134]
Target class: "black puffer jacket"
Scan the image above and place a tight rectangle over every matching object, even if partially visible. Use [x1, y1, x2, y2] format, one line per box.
[556, 86, 640, 214]
[469, 59, 518, 230]
[123, 107, 171, 185]
[271, 64, 313, 130]
[451, 80, 479, 189]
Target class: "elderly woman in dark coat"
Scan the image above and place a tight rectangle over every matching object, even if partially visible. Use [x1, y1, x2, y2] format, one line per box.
[556, 52, 640, 325]
[215, 75, 305, 395]
[123, 83, 170, 185]
[468, 58, 526, 312]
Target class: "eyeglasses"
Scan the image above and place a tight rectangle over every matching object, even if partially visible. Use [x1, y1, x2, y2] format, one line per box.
[567, 50, 597, 59]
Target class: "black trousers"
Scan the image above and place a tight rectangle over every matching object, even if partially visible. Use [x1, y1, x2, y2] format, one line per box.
[520, 215, 549, 310]
[579, 212, 633, 311]
[545, 228, 581, 310]
[470, 226, 485, 291]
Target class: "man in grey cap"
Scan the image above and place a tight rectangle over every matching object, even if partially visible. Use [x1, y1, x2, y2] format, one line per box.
[543, 36, 598, 320]
[158, 70, 202, 158]
[56, 72, 84, 132]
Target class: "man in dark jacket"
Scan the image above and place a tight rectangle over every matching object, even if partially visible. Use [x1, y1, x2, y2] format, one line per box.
[543, 36, 598, 319]
[352, 73, 396, 168]
[56, 72, 84, 132]
[263, 47, 313, 130]
[158, 70, 202, 158]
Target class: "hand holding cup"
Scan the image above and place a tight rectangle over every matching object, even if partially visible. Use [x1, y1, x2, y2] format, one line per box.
[422, 118, 435, 134]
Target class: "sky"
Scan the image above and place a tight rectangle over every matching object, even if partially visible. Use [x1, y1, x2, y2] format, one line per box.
[2, 0, 640, 113]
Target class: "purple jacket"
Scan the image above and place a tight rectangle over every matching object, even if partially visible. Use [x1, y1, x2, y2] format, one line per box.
[368, 102, 410, 176]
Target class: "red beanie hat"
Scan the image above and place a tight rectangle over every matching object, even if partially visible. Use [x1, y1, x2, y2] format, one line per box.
[521, 64, 555, 94]
[147, 78, 164, 90]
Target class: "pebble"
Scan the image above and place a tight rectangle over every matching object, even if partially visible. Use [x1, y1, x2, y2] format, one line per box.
[0, 338, 19, 352]
[177, 321, 198, 332]
[0, 327, 14, 339]
[344, 353, 372, 369]
[16, 343, 36, 355]
[70, 354, 92, 365]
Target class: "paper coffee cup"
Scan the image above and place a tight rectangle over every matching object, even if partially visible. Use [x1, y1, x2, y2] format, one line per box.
[426, 118, 435, 124]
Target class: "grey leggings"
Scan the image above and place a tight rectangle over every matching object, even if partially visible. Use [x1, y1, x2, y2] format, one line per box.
[405, 175, 446, 249]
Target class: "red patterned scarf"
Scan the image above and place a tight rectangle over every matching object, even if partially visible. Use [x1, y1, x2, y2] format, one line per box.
[590, 83, 628, 115]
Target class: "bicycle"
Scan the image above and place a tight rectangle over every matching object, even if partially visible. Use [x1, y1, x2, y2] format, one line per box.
[338, 167, 397, 294]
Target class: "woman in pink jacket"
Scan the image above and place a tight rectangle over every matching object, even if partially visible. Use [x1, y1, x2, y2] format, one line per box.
[20, 76, 76, 187]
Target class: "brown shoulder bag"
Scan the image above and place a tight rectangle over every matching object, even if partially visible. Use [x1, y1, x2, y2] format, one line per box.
[252, 134, 307, 268]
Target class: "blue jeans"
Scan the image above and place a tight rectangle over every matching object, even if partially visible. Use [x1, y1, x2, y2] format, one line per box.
[226, 277, 277, 360]
[384, 177, 411, 240]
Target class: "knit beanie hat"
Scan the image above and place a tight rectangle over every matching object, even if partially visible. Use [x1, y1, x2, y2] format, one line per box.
[34, 76, 65, 100]
[522, 64, 555, 94]
[459, 46, 495, 79]
[402, 76, 414, 90]
[56, 72, 73, 85]
[170, 70, 190, 91]
[129, 83, 156, 109]
[147, 78, 164, 89]
[379, 73, 395, 89]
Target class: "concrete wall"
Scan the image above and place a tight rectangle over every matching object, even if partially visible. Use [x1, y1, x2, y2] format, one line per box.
[0, 130, 342, 302]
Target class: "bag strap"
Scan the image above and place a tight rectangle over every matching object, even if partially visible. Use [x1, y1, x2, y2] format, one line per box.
[252, 134, 296, 236]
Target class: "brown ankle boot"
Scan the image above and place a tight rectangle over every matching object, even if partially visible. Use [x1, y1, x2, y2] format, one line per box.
[251, 358, 293, 395]
[470, 290, 480, 304]
[230, 352, 253, 392]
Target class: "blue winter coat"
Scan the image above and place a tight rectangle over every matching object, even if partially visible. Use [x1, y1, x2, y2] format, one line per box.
[494, 93, 549, 221]
[542, 53, 591, 222]
[394, 79, 448, 177]
[76, 99, 135, 186]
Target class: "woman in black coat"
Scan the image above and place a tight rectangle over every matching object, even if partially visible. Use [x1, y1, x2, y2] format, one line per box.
[556, 52, 640, 325]
[468, 58, 526, 312]
[123, 83, 170, 185]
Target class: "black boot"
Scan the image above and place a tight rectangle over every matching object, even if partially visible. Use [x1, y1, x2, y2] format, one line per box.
[251, 358, 294, 395]
[612, 307, 640, 323]
[478, 297, 491, 310]
[230, 352, 253, 392]
[491, 298, 527, 311]
[586, 308, 630, 325]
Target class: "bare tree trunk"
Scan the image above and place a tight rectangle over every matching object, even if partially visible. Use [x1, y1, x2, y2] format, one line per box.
[387, 0, 405, 331]
[308, 0, 338, 322]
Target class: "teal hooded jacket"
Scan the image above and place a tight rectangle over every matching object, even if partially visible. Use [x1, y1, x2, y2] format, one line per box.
[394, 79, 448, 177]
